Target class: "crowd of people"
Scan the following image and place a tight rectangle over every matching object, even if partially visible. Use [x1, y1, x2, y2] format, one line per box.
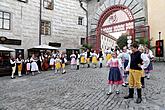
[9, 42, 154, 104]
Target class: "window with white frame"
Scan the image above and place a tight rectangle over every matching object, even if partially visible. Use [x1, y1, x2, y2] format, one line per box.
[0, 11, 11, 30]
[78, 17, 84, 25]
[41, 20, 51, 35]
[17, 0, 28, 3]
[43, 0, 54, 10]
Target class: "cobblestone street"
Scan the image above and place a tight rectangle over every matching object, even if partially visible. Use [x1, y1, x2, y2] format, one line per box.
[0, 63, 165, 110]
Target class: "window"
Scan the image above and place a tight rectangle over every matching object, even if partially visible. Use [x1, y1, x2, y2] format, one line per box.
[81, 38, 85, 45]
[41, 20, 51, 35]
[78, 17, 83, 25]
[0, 11, 11, 30]
[43, 0, 54, 10]
[17, 0, 28, 3]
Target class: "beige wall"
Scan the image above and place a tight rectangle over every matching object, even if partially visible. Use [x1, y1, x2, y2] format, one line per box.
[148, 0, 165, 51]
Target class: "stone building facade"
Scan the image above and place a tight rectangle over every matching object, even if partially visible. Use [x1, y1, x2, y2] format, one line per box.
[0, 0, 87, 57]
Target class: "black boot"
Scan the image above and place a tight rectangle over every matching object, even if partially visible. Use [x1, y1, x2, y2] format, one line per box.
[77, 65, 79, 70]
[87, 64, 90, 68]
[136, 88, 142, 104]
[124, 88, 134, 99]
[141, 77, 145, 88]
[100, 63, 102, 68]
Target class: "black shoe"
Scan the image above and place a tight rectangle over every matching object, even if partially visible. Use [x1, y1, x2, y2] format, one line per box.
[124, 88, 134, 99]
[135, 97, 142, 104]
[11, 77, 15, 79]
[136, 88, 142, 103]
[116, 91, 120, 94]
[107, 92, 113, 95]
[147, 77, 150, 80]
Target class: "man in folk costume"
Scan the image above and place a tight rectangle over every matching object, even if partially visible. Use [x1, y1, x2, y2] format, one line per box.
[16, 54, 23, 77]
[10, 55, 16, 79]
[75, 51, 80, 70]
[124, 42, 150, 104]
[61, 52, 67, 74]
[98, 49, 103, 68]
[86, 49, 92, 68]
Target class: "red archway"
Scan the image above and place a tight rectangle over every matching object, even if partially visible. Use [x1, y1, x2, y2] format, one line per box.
[95, 5, 135, 50]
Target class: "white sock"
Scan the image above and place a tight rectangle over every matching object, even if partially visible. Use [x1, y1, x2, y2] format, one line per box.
[109, 85, 113, 92]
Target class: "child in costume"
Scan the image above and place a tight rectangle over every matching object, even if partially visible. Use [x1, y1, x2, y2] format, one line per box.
[61, 53, 67, 74]
[55, 55, 61, 73]
[107, 52, 123, 95]
[80, 50, 86, 68]
[49, 56, 55, 70]
[70, 51, 77, 70]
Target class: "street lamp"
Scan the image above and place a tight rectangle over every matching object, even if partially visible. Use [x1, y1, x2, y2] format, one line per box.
[79, 0, 88, 44]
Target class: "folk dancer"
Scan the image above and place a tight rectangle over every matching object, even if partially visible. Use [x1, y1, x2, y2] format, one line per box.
[144, 46, 154, 79]
[138, 46, 150, 88]
[30, 54, 40, 76]
[98, 49, 103, 68]
[61, 53, 67, 74]
[91, 50, 98, 68]
[118, 46, 131, 87]
[49, 56, 55, 70]
[105, 48, 112, 62]
[25, 57, 31, 75]
[86, 49, 91, 68]
[80, 50, 86, 68]
[55, 55, 61, 73]
[107, 51, 123, 95]
[10, 56, 16, 79]
[76, 51, 80, 70]
[16, 54, 23, 77]
[124, 43, 150, 104]
[70, 51, 77, 70]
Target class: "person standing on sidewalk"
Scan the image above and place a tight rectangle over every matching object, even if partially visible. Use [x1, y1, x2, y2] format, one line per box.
[76, 51, 80, 70]
[124, 42, 150, 104]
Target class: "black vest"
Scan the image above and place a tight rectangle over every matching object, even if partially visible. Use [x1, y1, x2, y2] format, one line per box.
[130, 51, 143, 70]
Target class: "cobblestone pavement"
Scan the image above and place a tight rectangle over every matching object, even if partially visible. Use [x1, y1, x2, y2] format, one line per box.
[0, 63, 165, 110]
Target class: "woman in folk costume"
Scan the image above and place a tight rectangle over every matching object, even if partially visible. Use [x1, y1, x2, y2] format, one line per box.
[10, 55, 16, 79]
[98, 49, 103, 68]
[80, 50, 86, 67]
[86, 49, 92, 68]
[70, 51, 77, 70]
[91, 50, 98, 68]
[61, 52, 67, 74]
[105, 48, 112, 62]
[54, 55, 61, 73]
[49, 55, 55, 70]
[76, 51, 80, 70]
[144, 46, 154, 79]
[138, 46, 150, 88]
[25, 57, 31, 75]
[30, 54, 40, 76]
[107, 51, 123, 95]
[16, 54, 23, 77]
[118, 46, 131, 87]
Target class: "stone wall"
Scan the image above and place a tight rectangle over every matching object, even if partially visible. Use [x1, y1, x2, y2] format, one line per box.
[0, 0, 86, 57]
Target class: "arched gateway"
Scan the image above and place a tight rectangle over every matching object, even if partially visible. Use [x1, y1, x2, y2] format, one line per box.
[88, 0, 150, 50]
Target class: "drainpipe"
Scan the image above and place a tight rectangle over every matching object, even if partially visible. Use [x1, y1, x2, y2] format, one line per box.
[39, 0, 42, 45]
[79, 0, 88, 44]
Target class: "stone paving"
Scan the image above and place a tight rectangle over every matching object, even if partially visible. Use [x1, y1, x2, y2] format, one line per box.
[0, 63, 165, 110]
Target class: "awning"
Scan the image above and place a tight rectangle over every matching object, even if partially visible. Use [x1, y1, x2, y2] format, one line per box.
[0, 45, 15, 52]
[28, 44, 59, 50]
